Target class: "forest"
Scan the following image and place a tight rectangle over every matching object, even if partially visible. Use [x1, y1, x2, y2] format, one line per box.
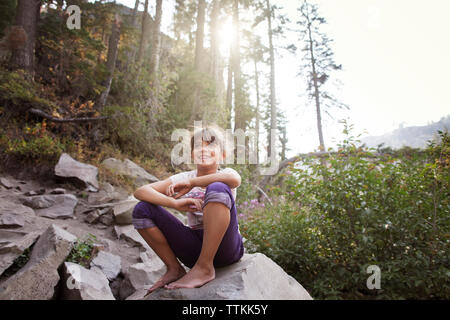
[0, 0, 448, 300]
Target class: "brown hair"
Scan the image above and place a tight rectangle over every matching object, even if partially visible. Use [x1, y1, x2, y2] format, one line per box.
[190, 125, 226, 154]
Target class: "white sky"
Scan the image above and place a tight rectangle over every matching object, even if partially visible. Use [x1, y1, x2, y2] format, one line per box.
[110, 0, 450, 156]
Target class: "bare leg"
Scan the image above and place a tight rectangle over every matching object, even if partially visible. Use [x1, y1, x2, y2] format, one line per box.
[137, 227, 186, 294]
[165, 202, 230, 289]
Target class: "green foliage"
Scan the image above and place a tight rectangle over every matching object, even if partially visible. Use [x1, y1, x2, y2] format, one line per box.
[66, 234, 97, 268]
[231, 164, 260, 208]
[241, 120, 449, 299]
[0, 122, 65, 162]
[0, 68, 55, 110]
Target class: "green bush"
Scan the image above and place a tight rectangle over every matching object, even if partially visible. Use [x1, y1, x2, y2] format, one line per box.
[0, 122, 65, 162]
[241, 121, 449, 299]
[66, 234, 97, 268]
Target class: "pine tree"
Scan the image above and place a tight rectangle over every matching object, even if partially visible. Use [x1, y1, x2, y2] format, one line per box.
[294, 0, 348, 152]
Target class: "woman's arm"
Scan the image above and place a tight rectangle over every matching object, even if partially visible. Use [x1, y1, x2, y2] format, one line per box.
[190, 171, 241, 189]
[133, 178, 176, 208]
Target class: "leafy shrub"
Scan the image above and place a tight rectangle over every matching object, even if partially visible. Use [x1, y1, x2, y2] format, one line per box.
[0, 122, 65, 162]
[66, 234, 97, 268]
[0, 67, 55, 110]
[241, 121, 449, 299]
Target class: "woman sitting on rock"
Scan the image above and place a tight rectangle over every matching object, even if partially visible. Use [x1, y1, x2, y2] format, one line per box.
[132, 124, 244, 295]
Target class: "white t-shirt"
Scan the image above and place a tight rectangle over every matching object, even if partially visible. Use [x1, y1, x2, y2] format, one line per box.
[169, 167, 239, 229]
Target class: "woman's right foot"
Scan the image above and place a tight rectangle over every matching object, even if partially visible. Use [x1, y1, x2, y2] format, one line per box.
[144, 266, 186, 296]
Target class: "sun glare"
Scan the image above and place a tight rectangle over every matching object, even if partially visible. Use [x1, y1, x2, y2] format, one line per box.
[218, 17, 234, 56]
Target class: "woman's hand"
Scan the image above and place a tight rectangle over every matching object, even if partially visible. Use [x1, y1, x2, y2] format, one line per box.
[166, 179, 194, 199]
[173, 198, 203, 212]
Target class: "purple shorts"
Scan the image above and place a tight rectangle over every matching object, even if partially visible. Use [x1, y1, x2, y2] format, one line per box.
[131, 182, 244, 268]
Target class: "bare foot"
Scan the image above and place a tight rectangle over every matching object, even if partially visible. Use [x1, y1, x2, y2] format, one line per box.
[144, 266, 186, 296]
[164, 264, 215, 289]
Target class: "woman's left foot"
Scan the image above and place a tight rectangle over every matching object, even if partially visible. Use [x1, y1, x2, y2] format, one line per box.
[164, 264, 215, 289]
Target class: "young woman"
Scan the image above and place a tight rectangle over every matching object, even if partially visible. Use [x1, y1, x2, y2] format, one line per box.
[132, 125, 244, 295]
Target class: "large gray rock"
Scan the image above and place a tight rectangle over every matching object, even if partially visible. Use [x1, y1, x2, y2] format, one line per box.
[128, 253, 312, 300]
[0, 213, 25, 229]
[0, 201, 39, 275]
[55, 153, 99, 191]
[90, 251, 121, 281]
[0, 230, 40, 276]
[0, 177, 15, 189]
[120, 258, 165, 300]
[21, 194, 78, 219]
[113, 225, 150, 250]
[112, 196, 139, 225]
[0, 224, 77, 300]
[101, 158, 158, 187]
[60, 262, 115, 300]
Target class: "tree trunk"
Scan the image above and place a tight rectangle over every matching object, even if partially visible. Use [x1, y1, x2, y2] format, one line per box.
[149, 0, 162, 85]
[194, 0, 206, 72]
[136, 0, 149, 65]
[225, 47, 233, 129]
[232, 0, 244, 132]
[254, 58, 260, 164]
[307, 21, 325, 151]
[98, 15, 122, 110]
[10, 0, 41, 74]
[124, 0, 140, 72]
[266, 0, 277, 159]
[209, 0, 220, 79]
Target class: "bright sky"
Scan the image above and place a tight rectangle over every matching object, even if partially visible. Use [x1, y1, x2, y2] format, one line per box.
[109, 0, 450, 156]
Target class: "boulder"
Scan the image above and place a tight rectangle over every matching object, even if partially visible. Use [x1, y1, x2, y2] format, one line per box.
[60, 262, 115, 300]
[101, 158, 158, 187]
[113, 225, 150, 250]
[98, 212, 114, 226]
[0, 177, 15, 189]
[120, 258, 165, 300]
[84, 210, 101, 224]
[0, 230, 40, 276]
[0, 213, 25, 229]
[90, 251, 121, 281]
[112, 196, 139, 225]
[55, 153, 99, 191]
[0, 201, 39, 275]
[0, 224, 77, 300]
[21, 194, 78, 219]
[128, 253, 312, 300]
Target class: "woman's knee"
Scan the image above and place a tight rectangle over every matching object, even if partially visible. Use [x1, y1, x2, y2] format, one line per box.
[203, 182, 233, 210]
[132, 201, 156, 219]
[205, 181, 231, 193]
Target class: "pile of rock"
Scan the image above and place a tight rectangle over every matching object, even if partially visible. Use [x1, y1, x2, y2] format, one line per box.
[0, 153, 313, 300]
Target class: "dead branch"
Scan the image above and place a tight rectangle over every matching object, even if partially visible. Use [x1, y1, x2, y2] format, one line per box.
[28, 108, 113, 123]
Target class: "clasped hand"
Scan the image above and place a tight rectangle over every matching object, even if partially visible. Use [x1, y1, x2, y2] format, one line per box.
[166, 179, 203, 212]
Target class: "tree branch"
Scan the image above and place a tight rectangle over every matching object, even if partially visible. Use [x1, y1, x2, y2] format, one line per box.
[28, 108, 112, 123]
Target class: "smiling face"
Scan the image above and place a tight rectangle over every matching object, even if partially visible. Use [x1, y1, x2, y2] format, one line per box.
[191, 139, 225, 168]
[190, 126, 227, 171]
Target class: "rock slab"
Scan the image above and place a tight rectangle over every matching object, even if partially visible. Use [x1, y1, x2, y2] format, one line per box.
[0, 224, 77, 300]
[90, 251, 121, 281]
[55, 153, 99, 191]
[21, 194, 78, 219]
[112, 196, 139, 225]
[101, 158, 158, 187]
[128, 253, 312, 300]
[60, 262, 115, 300]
